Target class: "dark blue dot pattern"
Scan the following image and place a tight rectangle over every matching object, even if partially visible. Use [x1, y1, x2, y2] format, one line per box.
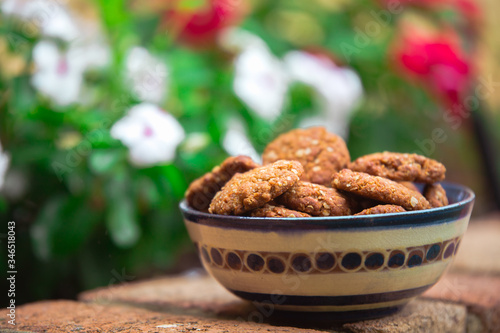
[341, 253, 362, 270]
[247, 253, 265, 271]
[292, 254, 312, 272]
[443, 243, 455, 259]
[195, 236, 461, 274]
[388, 251, 405, 268]
[365, 253, 385, 270]
[408, 254, 423, 267]
[267, 257, 286, 274]
[211, 248, 223, 266]
[226, 252, 242, 270]
[315, 252, 336, 271]
[426, 244, 441, 261]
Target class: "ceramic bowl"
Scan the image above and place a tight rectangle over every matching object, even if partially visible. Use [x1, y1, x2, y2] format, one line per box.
[180, 183, 474, 320]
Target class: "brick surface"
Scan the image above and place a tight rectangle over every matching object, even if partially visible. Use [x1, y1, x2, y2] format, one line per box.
[79, 271, 250, 317]
[0, 300, 332, 333]
[423, 272, 500, 333]
[80, 270, 470, 332]
[0, 298, 468, 333]
[450, 213, 500, 275]
[343, 299, 466, 333]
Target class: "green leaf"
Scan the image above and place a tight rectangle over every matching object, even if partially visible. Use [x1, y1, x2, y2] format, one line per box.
[96, 0, 131, 29]
[160, 164, 188, 200]
[177, 0, 206, 11]
[31, 196, 67, 260]
[106, 195, 140, 248]
[52, 200, 101, 256]
[89, 149, 124, 174]
[0, 197, 6, 213]
[30, 196, 101, 260]
[136, 175, 161, 208]
[10, 75, 36, 115]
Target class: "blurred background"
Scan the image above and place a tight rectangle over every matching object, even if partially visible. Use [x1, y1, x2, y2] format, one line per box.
[1, 0, 499, 306]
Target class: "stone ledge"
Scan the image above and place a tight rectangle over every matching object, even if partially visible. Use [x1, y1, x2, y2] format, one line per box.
[0, 300, 331, 333]
[423, 272, 500, 332]
[0, 298, 467, 333]
[342, 299, 466, 333]
[78, 271, 470, 332]
[450, 213, 500, 275]
[79, 271, 249, 318]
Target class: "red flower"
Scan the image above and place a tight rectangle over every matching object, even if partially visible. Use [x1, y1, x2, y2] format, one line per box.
[392, 27, 473, 115]
[163, 0, 246, 49]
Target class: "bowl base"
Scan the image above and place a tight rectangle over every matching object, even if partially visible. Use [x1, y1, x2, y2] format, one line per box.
[265, 305, 404, 327]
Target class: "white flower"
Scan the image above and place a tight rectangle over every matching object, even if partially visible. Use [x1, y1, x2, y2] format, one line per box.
[222, 118, 261, 163]
[111, 103, 185, 167]
[2, 169, 27, 200]
[181, 132, 211, 154]
[125, 47, 168, 104]
[1, 0, 80, 41]
[284, 51, 363, 137]
[0, 141, 10, 191]
[31, 39, 110, 106]
[233, 44, 289, 120]
[218, 28, 267, 53]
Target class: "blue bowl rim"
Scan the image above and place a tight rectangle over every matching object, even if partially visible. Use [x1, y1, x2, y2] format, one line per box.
[179, 182, 475, 230]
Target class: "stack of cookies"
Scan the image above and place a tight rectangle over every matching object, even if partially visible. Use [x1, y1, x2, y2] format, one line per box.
[185, 127, 448, 217]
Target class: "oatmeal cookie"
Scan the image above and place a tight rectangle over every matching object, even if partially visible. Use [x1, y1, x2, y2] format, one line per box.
[332, 169, 431, 211]
[354, 204, 406, 215]
[398, 181, 420, 193]
[209, 160, 303, 215]
[185, 155, 260, 211]
[262, 127, 350, 186]
[250, 204, 311, 217]
[424, 183, 449, 208]
[276, 181, 352, 216]
[349, 152, 446, 183]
